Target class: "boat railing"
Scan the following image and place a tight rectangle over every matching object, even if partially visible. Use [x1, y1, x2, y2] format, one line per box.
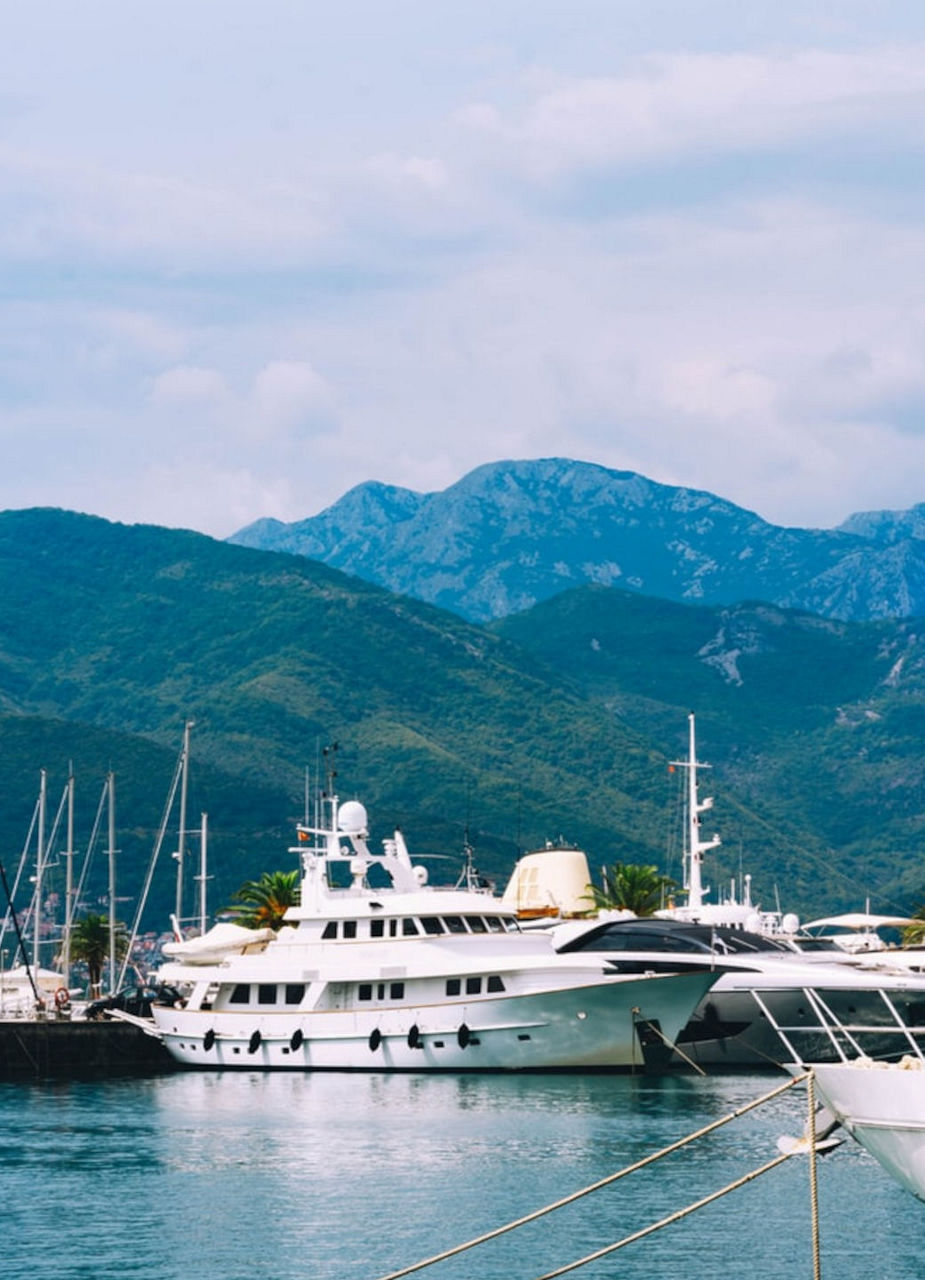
[752, 985, 925, 1066]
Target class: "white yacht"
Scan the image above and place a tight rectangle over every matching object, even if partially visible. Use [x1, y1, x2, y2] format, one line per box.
[550, 915, 925, 1068]
[150, 795, 720, 1072]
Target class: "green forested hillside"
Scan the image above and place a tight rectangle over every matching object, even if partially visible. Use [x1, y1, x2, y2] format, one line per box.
[1, 509, 923, 934]
[0, 510, 671, 932]
[494, 585, 925, 915]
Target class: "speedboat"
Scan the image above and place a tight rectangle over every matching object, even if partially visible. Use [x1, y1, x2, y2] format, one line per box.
[549, 916, 925, 1068]
[149, 794, 720, 1072]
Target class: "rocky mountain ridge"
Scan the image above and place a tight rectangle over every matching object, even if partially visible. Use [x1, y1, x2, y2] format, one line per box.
[231, 458, 925, 622]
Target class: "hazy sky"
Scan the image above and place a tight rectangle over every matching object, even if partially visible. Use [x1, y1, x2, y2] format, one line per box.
[2, 1, 925, 536]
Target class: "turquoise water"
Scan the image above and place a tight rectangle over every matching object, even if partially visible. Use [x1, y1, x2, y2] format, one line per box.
[2, 1068, 922, 1279]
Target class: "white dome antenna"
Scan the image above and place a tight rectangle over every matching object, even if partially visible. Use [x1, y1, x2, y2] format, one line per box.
[338, 801, 368, 835]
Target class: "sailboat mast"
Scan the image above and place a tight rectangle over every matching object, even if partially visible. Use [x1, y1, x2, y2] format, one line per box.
[34, 769, 46, 976]
[107, 771, 116, 995]
[62, 765, 75, 987]
[175, 719, 193, 925]
[198, 812, 208, 935]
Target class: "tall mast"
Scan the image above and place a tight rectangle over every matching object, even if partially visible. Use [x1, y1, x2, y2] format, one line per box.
[672, 713, 721, 910]
[175, 719, 194, 926]
[196, 812, 208, 935]
[107, 771, 116, 994]
[62, 764, 75, 987]
[34, 769, 46, 975]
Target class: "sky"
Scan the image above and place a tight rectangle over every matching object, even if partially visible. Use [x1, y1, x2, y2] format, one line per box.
[2, 1, 925, 537]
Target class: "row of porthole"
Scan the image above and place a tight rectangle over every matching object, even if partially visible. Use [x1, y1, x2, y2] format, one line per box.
[197, 1024, 486, 1054]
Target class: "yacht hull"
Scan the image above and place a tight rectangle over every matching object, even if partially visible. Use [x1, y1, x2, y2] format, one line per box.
[151, 970, 716, 1072]
[812, 1060, 925, 1200]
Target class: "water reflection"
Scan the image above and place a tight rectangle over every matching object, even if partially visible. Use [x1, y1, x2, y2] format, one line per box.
[1, 1069, 921, 1280]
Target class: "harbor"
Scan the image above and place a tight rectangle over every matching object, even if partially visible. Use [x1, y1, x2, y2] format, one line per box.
[3, 1067, 921, 1280]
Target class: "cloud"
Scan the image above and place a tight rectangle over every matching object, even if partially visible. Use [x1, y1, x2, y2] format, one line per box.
[459, 46, 925, 179]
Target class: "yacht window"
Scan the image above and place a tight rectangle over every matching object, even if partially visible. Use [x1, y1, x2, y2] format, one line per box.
[503, 918, 521, 932]
[465, 916, 487, 933]
[443, 916, 467, 934]
[343, 921, 357, 940]
[389, 920, 398, 937]
[487, 975, 505, 993]
[370, 919, 385, 938]
[377, 983, 385, 999]
[485, 917, 505, 933]
[446, 978, 461, 996]
[465, 977, 482, 995]
[390, 982, 405, 1000]
[421, 917, 444, 935]
[285, 984, 305, 1005]
[358, 983, 373, 1001]
[229, 984, 250, 1005]
[402, 918, 420, 936]
[258, 984, 277, 1005]
[322, 922, 338, 940]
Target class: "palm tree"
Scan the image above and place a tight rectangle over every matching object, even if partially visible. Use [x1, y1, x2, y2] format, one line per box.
[586, 863, 677, 916]
[902, 906, 925, 947]
[229, 870, 300, 930]
[70, 912, 127, 996]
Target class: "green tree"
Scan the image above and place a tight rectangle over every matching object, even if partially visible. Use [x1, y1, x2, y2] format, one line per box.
[70, 912, 127, 996]
[586, 863, 677, 916]
[902, 906, 925, 947]
[229, 870, 300, 930]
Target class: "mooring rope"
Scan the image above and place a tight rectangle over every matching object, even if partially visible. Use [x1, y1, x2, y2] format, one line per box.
[634, 1012, 707, 1076]
[373, 1072, 809, 1280]
[808, 1071, 822, 1280]
[533, 1148, 796, 1279]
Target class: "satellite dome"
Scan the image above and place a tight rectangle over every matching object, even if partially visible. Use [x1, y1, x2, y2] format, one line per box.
[338, 801, 368, 834]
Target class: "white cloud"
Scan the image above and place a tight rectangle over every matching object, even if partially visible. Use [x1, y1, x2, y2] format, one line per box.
[466, 46, 925, 178]
[1, 5, 925, 540]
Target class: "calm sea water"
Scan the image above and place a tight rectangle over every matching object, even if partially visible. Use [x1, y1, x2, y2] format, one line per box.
[2, 1067, 922, 1280]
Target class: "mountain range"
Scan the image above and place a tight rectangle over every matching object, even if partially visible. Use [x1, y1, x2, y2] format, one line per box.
[231, 458, 925, 623]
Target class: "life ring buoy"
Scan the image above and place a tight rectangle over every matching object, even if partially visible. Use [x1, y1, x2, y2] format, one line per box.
[54, 987, 71, 1010]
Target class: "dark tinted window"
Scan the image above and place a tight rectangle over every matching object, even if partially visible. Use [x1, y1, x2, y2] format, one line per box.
[258, 984, 277, 1004]
[285, 984, 305, 1005]
[446, 978, 461, 996]
[229, 984, 250, 1005]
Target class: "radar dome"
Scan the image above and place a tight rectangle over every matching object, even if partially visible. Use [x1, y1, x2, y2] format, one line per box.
[782, 913, 800, 934]
[338, 801, 368, 835]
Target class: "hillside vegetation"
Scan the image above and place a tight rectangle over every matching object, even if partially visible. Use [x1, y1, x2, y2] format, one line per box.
[1, 508, 923, 931]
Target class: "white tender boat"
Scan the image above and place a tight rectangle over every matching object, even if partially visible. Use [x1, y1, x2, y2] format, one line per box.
[150, 795, 719, 1072]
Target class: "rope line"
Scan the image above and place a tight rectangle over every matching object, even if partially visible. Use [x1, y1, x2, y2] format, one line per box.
[373, 1072, 809, 1280]
[532, 1150, 795, 1280]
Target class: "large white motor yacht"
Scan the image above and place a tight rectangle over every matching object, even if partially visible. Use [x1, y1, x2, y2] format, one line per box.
[150, 795, 719, 1072]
